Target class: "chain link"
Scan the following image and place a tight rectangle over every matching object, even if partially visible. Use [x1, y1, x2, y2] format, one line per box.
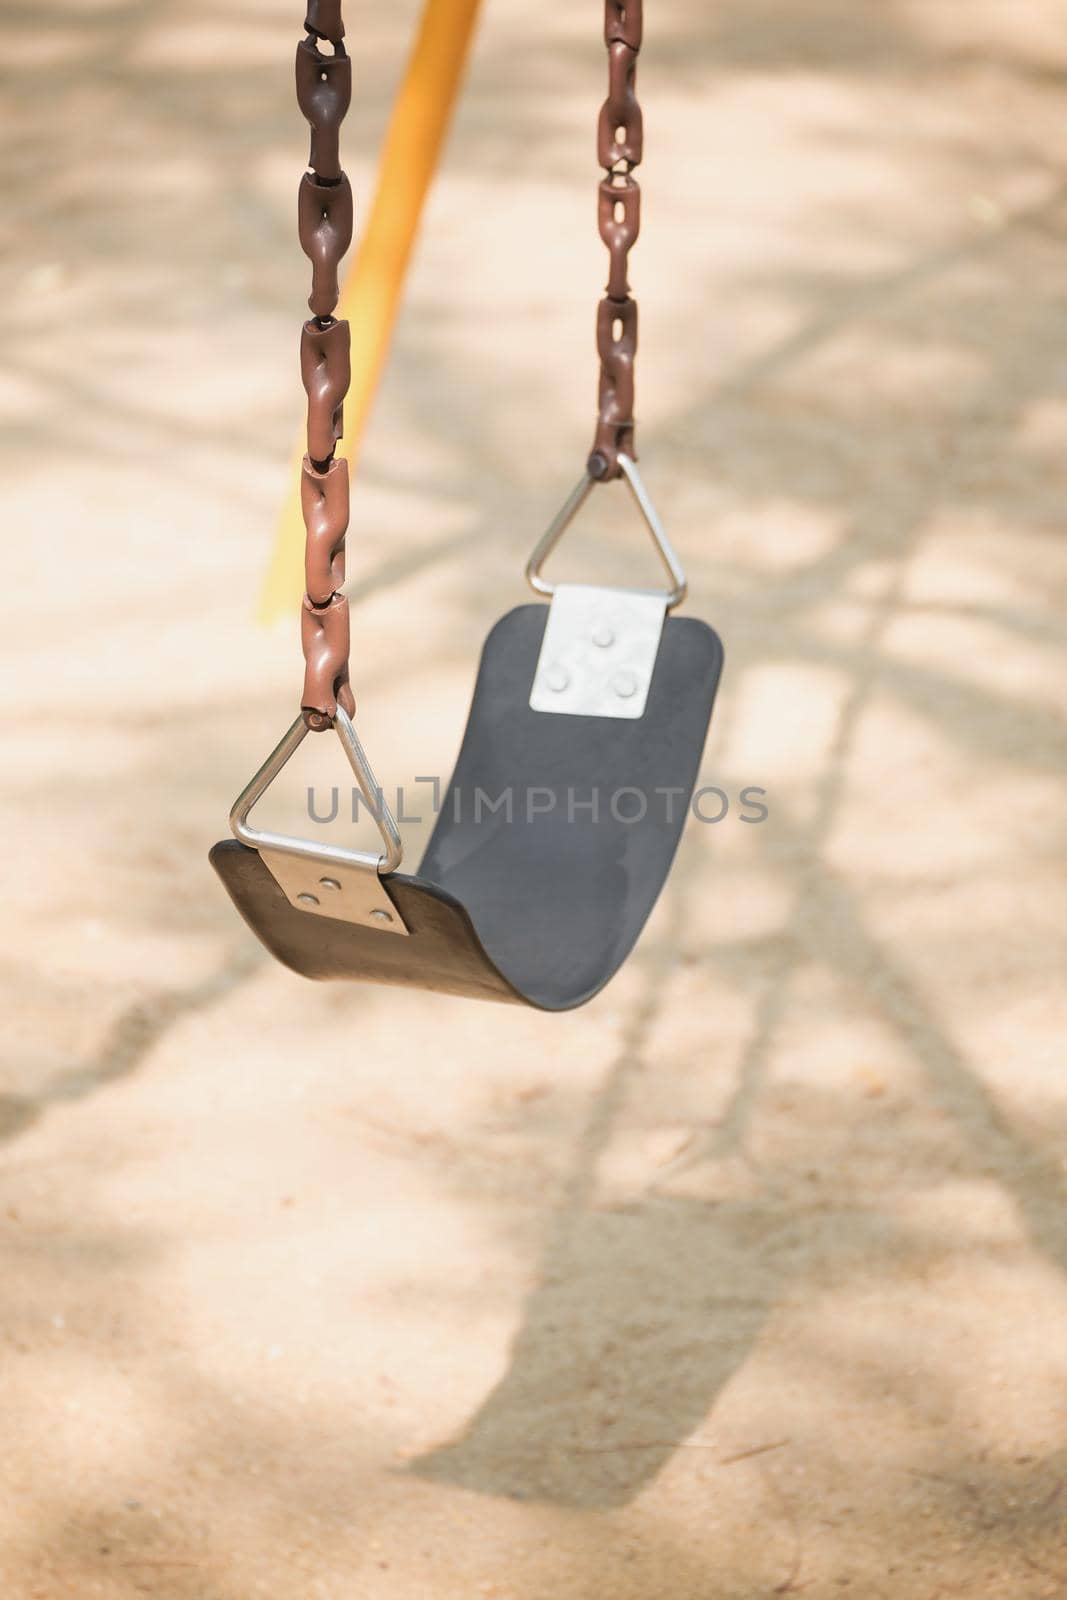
[589, 0, 644, 481]
[296, 2, 355, 730]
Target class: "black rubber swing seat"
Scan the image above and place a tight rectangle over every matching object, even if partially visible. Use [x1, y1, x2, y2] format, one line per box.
[211, 602, 723, 1011]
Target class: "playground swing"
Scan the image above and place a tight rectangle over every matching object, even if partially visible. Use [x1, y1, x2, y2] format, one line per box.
[210, 0, 724, 1011]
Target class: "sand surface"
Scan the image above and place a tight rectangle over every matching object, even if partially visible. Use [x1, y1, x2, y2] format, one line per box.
[2, 1, 1067, 1595]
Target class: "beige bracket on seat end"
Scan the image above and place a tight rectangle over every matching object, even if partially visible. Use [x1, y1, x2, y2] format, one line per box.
[229, 706, 410, 936]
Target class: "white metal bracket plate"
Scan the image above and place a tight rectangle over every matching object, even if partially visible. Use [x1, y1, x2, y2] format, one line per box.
[529, 583, 668, 720]
[260, 848, 410, 936]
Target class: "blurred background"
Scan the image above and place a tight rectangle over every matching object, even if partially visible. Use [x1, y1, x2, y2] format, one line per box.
[2, 1, 1067, 1595]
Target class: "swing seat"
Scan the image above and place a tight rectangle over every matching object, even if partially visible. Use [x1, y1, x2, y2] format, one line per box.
[214, 459, 724, 1010]
[212, 601, 722, 1010]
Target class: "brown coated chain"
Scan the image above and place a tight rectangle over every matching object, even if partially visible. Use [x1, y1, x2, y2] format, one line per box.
[297, 0, 355, 730]
[589, 0, 643, 482]
[292, 0, 645, 722]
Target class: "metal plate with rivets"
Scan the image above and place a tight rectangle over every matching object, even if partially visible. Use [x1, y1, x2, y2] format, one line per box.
[260, 848, 410, 936]
[529, 584, 669, 719]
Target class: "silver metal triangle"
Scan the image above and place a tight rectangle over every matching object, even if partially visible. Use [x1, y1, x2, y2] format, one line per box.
[229, 707, 407, 934]
[525, 454, 688, 610]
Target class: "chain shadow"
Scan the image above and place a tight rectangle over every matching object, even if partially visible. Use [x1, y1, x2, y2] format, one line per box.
[0, 946, 262, 1149]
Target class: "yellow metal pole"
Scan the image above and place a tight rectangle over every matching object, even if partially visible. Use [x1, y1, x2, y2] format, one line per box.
[259, 0, 484, 622]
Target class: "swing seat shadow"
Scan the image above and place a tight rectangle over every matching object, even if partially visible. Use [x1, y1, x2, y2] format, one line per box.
[410, 1192, 774, 1509]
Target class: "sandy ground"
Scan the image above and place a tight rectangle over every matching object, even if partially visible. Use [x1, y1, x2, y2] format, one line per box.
[3, 1, 1067, 1595]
